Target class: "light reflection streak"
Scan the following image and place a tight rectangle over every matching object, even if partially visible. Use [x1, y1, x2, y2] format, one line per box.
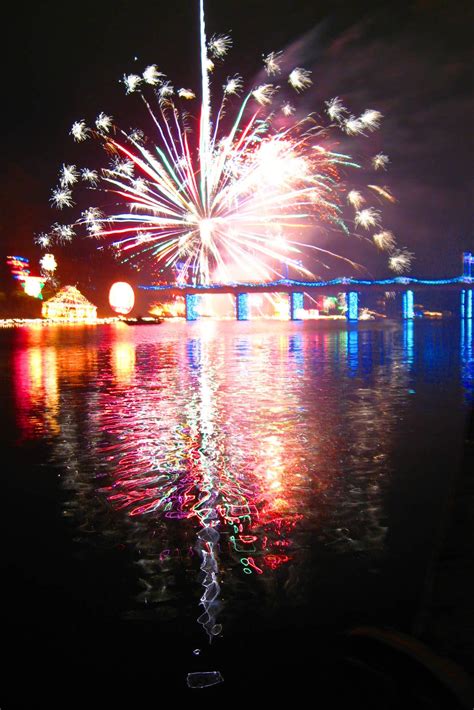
[460, 318, 473, 401]
[10, 321, 467, 641]
[13, 344, 59, 439]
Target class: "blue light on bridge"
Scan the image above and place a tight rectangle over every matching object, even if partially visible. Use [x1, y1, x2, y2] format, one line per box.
[186, 294, 199, 321]
[463, 251, 473, 278]
[290, 292, 304, 320]
[347, 291, 358, 321]
[461, 289, 473, 319]
[140, 274, 474, 293]
[467, 289, 473, 319]
[236, 293, 249, 321]
[402, 290, 414, 319]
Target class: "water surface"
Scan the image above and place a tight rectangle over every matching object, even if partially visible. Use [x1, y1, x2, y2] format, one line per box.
[2, 318, 472, 702]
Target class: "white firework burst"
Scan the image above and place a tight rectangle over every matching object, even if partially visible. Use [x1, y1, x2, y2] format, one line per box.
[372, 153, 390, 170]
[128, 128, 145, 143]
[96, 112, 113, 132]
[360, 109, 383, 132]
[372, 230, 396, 251]
[51, 187, 74, 209]
[252, 84, 277, 105]
[52, 224, 75, 243]
[178, 88, 196, 100]
[123, 74, 142, 93]
[354, 207, 381, 230]
[159, 81, 175, 101]
[81, 168, 99, 185]
[60, 164, 79, 187]
[263, 51, 283, 76]
[70, 120, 90, 142]
[34, 233, 51, 248]
[389, 249, 413, 273]
[81, 207, 104, 224]
[40, 253, 57, 273]
[325, 97, 347, 122]
[344, 116, 365, 135]
[208, 34, 232, 58]
[347, 190, 365, 209]
[142, 65, 164, 85]
[288, 67, 312, 92]
[281, 102, 295, 116]
[224, 74, 243, 95]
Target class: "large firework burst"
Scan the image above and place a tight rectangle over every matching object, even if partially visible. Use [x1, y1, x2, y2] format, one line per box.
[38, 0, 412, 283]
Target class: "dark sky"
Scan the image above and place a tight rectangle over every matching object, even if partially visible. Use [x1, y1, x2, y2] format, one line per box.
[1, 0, 473, 291]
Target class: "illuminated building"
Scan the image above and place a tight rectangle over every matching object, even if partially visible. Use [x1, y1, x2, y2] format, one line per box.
[41, 285, 97, 321]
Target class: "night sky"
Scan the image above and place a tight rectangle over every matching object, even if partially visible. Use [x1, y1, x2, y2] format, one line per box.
[1, 0, 472, 299]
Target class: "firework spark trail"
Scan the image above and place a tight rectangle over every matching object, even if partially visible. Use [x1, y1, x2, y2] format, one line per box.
[39, 0, 412, 284]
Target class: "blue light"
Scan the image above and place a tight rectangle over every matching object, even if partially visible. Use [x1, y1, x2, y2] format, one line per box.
[402, 290, 414, 319]
[140, 275, 474, 292]
[461, 290, 473, 319]
[186, 294, 199, 321]
[347, 291, 358, 321]
[403, 320, 414, 365]
[290, 291, 304, 320]
[347, 329, 359, 375]
[236, 292, 249, 320]
[463, 252, 473, 278]
[460, 318, 473, 402]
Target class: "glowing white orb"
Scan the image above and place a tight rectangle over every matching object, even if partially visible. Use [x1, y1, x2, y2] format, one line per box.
[23, 276, 45, 299]
[109, 282, 135, 315]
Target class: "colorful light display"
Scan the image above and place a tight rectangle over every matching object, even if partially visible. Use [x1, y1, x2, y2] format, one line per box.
[41, 285, 97, 321]
[108, 281, 135, 315]
[22, 276, 45, 299]
[6, 255, 30, 281]
[38, 0, 412, 284]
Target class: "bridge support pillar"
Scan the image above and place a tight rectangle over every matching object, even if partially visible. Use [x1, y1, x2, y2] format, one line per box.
[185, 294, 199, 321]
[461, 289, 473, 319]
[402, 290, 414, 319]
[236, 293, 249, 320]
[346, 291, 359, 321]
[290, 291, 304, 321]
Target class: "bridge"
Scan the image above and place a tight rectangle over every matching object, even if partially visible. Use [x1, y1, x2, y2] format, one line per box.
[140, 252, 474, 322]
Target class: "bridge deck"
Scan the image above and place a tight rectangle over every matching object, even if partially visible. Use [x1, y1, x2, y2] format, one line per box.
[140, 276, 473, 297]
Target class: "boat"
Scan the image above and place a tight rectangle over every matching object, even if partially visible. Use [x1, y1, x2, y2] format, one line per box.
[121, 316, 164, 325]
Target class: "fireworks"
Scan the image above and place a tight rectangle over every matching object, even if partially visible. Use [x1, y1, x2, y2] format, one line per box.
[39, 253, 57, 273]
[389, 249, 414, 273]
[39, 0, 412, 282]
[373, 230, 396, 251]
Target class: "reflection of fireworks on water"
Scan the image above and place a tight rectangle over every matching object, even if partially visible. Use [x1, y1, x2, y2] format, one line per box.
[38, 0, 412, 283]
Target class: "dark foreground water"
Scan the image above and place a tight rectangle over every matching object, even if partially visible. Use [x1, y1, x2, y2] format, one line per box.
[1, 319, 473, 706]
